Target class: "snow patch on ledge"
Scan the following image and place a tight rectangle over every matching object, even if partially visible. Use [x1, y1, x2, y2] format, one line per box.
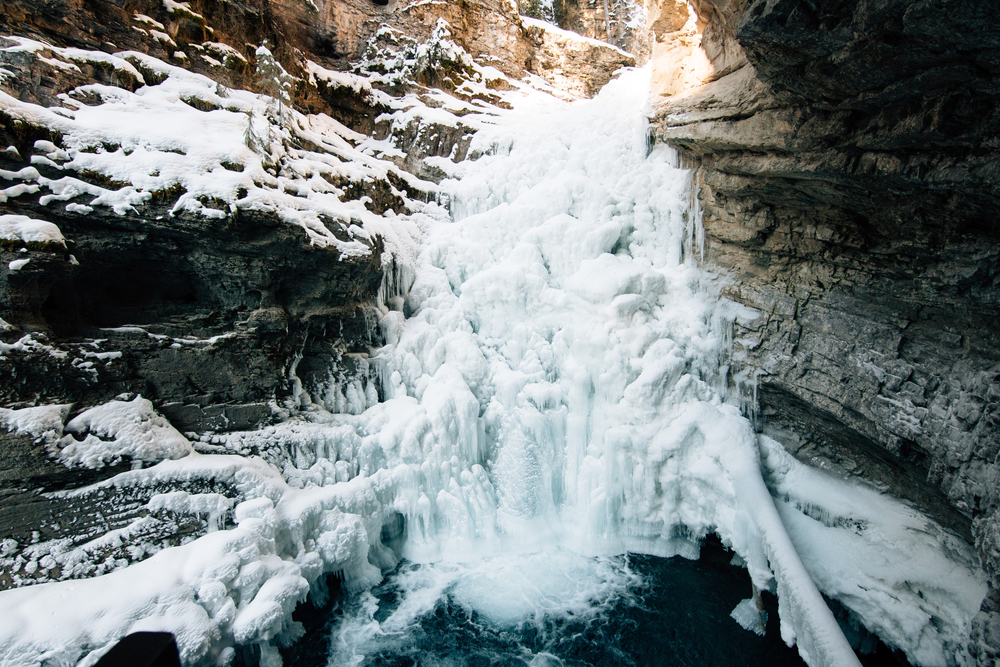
[0, 213, 66, 246]
[0, 36, 433, 267]
[57, 396, 194, 469]
[520, 16, 635, 59]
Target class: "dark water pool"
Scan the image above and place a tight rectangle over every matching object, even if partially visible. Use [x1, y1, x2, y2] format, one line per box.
[280, 537, 907, 667]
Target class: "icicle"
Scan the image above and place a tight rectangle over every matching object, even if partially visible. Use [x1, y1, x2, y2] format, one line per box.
[376, 257, 415, 312]
[693, 167, 705, 263]
[287, 350, 307, 409]
[731, 367, 765, 433]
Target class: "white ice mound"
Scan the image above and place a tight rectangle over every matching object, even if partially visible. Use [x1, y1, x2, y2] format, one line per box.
[58, 396, 194, 468]
[731, 597, 767, 636]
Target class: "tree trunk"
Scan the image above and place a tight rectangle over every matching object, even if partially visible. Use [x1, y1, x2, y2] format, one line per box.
[602, 0, 611, 42]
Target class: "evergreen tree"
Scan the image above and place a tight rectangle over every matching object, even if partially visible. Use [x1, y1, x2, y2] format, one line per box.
[243, 108, 265, 154]
[518, 0, 555, 22]
[246, 41, 294, 159]
[254, 42, 293, 125]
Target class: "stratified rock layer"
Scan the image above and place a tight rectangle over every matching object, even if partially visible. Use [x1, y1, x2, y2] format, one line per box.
[650, 1, 999, 662]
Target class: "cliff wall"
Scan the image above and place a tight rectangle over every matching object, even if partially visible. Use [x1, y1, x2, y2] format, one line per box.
[648, 1, 1000, 660]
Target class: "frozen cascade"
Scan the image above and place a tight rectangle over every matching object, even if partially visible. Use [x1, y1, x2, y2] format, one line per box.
[0, 63, 986, 667]
[355, 66, 859, 667]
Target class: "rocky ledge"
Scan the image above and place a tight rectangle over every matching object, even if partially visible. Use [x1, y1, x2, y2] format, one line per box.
[648, 0, 1000, 661]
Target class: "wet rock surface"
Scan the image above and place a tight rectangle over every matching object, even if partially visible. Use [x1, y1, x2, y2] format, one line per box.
[650, 0, 1000, 660]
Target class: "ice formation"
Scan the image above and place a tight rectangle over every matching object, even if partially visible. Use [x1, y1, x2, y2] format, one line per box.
[0, 34, 987, 667]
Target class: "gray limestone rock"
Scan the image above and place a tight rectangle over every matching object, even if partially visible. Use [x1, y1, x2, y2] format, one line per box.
[651, 0, 1000, 658]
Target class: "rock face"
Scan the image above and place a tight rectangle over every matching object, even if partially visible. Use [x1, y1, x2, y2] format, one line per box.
[277, 0, 633, 102]
[0, 106, 385, 421]
[0, 0, 393, 595]
[540, 0, 653, 64]
[521, 17, 636, 98]
[649, 0, 1000, 661]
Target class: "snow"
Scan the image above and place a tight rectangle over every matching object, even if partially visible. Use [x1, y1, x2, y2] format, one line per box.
[0, 496, 307, 666]
[0, 450, 402, 662]
[58, 396, 194, 469]
[0, 404, 70, 442]
[760, 435, 987, 666]
[133, 14, 166, 30]
[0, 332, 70, 359]
[0, 36, 148, 86]
[305, 61, 389, 108]
[162, 0, 205, 23]
[0, 37, 429, 266]
[0, 213, 66, 246]
[0, 28, 986, 667]
[203, 42, 247, 66]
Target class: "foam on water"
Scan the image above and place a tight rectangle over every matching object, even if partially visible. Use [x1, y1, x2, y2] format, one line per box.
[329, 551, 641, 667]
[315, 543, 819, 667]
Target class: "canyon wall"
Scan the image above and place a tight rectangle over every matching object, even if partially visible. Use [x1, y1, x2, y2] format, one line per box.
[648, 0, 1000, 661]
[2, 0, 997, 660]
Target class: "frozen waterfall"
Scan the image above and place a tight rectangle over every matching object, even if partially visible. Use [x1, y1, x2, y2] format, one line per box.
[0, 65, 985, 667]
[351, 66, 860, 667]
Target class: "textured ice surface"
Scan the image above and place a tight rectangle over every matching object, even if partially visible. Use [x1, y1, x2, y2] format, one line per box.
[363, 66, 862, 664]
[0, 55, 986, 667]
